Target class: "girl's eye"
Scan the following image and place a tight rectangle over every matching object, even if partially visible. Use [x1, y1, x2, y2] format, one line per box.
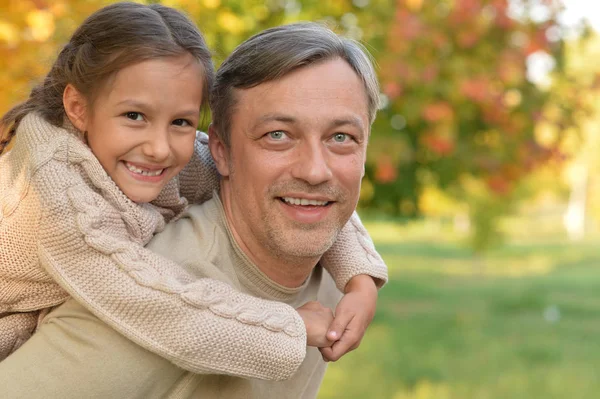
[172, 119, 191, 127]
[126, 112, 143, 121]
[333, 133, 349, 143]
[268, 131, 287, 140]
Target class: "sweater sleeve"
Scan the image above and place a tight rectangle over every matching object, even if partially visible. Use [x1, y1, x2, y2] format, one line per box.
[320, 211, 389, 292]
[34, 160, 307, 381]
[177, 132, 220, 205]
[177, 135, 389, 292]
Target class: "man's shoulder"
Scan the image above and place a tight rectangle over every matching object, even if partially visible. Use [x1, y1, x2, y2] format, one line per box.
[184, 197, 221, 224]
[147, 197, 229, 275]
[154, 198, 222, 240]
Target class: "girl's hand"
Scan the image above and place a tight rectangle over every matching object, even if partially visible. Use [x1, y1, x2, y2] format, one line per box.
[296, 301, 335, 348]
[319, 274, 378, 362]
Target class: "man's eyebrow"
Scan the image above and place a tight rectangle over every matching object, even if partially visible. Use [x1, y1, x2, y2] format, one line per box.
[252, 113, 297, 130]
[330, 116, 367, 139]
[329, 116, 364, 130]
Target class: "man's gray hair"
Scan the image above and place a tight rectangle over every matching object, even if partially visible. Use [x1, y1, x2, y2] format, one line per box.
[210, 22, 380, 146]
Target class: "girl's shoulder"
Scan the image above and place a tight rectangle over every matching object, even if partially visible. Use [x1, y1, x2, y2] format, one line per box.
[12, 113, 93, 171]
[2, 113, 103, 215]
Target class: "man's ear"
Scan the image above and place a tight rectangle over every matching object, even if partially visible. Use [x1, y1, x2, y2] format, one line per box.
[208, 124, 231, 177]
[63, 84, 88, 132]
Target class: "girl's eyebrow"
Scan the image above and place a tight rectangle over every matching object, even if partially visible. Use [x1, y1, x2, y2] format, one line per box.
[115, 99, 151, 110]
[115, 100, 199, 118]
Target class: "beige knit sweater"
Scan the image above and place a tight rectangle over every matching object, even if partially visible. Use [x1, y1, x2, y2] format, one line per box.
[0, 113, 388, 379]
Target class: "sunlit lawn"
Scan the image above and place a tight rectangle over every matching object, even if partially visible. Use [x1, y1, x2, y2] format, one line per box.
[319, 220, 600, 399]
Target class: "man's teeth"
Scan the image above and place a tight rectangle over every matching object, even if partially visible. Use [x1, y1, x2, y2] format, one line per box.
[282, 197, 329, 206]
[125, 163, 164, 177]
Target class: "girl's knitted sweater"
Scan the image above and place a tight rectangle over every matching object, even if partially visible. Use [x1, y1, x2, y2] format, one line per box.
[0, 113, 388, 380]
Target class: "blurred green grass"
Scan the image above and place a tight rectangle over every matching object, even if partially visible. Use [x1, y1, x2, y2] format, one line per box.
[319, 221, 600, 399]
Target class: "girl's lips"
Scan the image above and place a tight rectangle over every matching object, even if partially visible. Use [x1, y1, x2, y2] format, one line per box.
[122, 161, 167, 183]
[124, 161, 167, 173]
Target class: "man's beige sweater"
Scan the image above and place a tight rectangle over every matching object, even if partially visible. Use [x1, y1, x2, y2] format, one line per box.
[0, 113, 388, 379]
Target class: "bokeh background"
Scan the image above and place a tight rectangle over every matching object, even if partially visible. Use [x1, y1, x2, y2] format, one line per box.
[3, 0, 600, 397]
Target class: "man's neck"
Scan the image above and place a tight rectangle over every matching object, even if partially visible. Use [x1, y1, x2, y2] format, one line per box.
[218, 190, 318, 288]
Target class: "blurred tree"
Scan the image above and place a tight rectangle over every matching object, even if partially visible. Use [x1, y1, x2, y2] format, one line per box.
[364, 0, 591, 250]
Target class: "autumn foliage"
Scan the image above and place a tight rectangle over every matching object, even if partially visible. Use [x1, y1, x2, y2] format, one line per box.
[366, 0, 580, 217]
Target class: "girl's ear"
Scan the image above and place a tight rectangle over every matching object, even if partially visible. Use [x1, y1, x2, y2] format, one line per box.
[63, 84, 88, 132]
[208, 124, 231, 177]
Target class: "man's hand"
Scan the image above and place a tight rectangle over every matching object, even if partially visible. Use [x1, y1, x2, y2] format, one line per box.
[296, 301, 336, 348]
[319, 274, 378, 362]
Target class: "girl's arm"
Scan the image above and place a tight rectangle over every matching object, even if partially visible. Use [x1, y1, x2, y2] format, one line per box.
[320, 211, 388, 290]
[176, 131, 219, 204]
[34, 166, 307, 380]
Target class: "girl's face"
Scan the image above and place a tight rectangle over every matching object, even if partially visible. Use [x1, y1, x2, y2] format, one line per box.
[82, 54, 204, 203]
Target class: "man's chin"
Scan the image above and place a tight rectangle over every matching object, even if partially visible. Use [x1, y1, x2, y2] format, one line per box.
[273, 231, 339, 259]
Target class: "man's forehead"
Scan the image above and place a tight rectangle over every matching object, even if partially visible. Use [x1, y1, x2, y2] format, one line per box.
[232, 60, 370, 122]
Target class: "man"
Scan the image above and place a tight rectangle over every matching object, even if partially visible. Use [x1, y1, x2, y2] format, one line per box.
[0, 22, 385, 398]
[157, 21, 384, 397]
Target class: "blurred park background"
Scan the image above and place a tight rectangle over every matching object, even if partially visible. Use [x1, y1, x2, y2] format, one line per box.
[2, 0, 600, 397]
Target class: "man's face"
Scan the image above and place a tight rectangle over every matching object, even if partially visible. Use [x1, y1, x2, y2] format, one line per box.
[213, 58, 369, 262]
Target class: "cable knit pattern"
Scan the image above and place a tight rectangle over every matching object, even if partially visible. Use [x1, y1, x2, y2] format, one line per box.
[67, 183, 300, 336]
[0, 313, 37, 360]
[177, 131, 219, 206]
[319, 212, 389, 292]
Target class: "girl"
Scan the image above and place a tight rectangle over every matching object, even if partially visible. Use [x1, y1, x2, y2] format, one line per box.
[0, 2, 388, 380]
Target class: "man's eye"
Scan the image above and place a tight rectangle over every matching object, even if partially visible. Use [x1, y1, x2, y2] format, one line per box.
[333, 133, 349, 143]
[125, 112, 144, 121]
[268, 131, 286, 140]
[172, 119, 191, 127]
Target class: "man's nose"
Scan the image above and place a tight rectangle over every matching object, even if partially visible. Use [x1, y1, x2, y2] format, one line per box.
[291, 139, 333, 185]
[142, 127, 170, 161]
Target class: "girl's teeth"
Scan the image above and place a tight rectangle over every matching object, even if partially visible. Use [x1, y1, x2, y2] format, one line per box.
[282, 197, 328, 206]
[125, 163, 164, 177]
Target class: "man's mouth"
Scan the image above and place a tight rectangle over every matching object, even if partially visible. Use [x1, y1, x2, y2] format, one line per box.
[125, 162, 165, 177]
[280, 197, 331, 206]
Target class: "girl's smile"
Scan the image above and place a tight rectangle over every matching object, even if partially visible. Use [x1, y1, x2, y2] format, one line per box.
[123, 161, 167, 181]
